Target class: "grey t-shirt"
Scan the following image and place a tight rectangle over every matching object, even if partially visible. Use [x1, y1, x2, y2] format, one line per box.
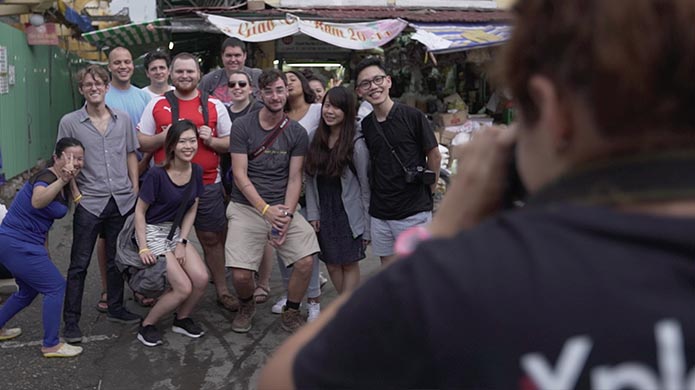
[229, 112, 308, 206]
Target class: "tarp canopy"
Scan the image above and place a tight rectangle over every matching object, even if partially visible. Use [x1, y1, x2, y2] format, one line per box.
[410, 23, 511, 54]
[200, 13, 407, 51]
[81, 18, 171, 49]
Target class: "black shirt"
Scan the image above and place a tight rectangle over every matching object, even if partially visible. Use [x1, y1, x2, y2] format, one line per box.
[361, 102, 438, 220]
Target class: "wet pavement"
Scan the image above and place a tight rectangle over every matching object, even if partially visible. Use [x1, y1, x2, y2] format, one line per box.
[0, 213, 382, 389]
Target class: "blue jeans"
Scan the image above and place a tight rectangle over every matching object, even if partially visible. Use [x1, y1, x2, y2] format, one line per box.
[0, 233, 66, 347]
[63, 198, 130, 327]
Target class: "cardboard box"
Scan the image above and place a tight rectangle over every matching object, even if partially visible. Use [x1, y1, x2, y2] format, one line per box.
[434, 110, 468, 128]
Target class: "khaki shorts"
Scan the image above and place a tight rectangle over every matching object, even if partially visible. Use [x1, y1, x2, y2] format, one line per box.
[225, 201, 319, 272]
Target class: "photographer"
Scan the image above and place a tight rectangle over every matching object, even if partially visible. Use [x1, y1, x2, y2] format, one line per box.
[353, 57, 441, 266]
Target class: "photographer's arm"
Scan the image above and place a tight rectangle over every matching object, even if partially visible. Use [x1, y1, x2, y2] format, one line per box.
[425, 146, 442, 194]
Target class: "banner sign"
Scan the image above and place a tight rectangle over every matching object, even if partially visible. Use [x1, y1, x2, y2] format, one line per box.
[411, 23, 511, 54]
[200, 13, 407, 50]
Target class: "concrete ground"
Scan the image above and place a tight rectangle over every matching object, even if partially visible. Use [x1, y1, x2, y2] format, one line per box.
[0, 213, 382, 390]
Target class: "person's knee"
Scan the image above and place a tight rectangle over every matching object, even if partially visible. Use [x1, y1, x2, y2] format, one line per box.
[190, 269, 209, 291]
[173, 278, 193, 297]
[232, 268, 253, 287]
[292, 256, 313, 276]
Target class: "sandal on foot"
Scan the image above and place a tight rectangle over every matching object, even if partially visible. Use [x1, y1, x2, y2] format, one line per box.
[216, 294, 240, 312]
[43, 343, 83, 358]
[96, 291, 108, 313]
[134, 292, 157, 307]
[254, 286, 270, 304]
[0, 327, 22, 341]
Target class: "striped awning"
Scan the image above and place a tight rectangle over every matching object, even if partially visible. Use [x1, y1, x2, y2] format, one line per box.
[81, 19, 171, 49]
[410, 23, 511, 54]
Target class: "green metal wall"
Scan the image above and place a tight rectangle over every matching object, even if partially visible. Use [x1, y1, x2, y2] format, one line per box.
[0, 22, 85, 181]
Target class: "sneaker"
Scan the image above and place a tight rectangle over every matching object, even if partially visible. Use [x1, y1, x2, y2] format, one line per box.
[306, 302, 320, 323]
[231, 300, 256, 333]
[137, 324, 163, 347]
[63, 323, 82, 344]
[0, 327, 22, 341]
[281, 307, 306, 333]
[107, 309, 142, 324]
[43, 343, 83, 358]
[319, 272, 328, 289]
[271, 296, 287, 314]
[172, 317, 205, 338]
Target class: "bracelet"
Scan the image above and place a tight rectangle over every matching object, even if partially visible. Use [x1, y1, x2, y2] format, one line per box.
[261, 204, 270, 216]
[73, 194, 83, 203]
[138, 248, 150, 254]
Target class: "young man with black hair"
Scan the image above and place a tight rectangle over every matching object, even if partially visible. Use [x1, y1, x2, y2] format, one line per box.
[142, 50, 174, 98]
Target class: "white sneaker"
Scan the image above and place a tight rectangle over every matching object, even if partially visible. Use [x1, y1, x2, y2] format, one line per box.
[319, 272, 328, 288]
[271, 296, 287, 314]
[307, 302, 320, 322]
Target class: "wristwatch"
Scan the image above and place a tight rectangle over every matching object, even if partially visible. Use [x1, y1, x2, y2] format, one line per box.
[177, 238, 188, 245]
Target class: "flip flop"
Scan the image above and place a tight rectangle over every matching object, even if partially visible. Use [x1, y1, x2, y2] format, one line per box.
[95, 291, 108, 313]
[254, 286, 270, 304]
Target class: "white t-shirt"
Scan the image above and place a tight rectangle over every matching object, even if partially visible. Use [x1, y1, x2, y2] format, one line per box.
[141, 85, 175, 99]
[298, 103, 322, 139]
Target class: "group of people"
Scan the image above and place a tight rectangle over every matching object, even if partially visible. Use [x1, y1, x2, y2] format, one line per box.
[0, 35, 440, 354]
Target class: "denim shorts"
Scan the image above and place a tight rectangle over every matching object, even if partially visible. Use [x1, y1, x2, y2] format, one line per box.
[371, 211, 432, 257]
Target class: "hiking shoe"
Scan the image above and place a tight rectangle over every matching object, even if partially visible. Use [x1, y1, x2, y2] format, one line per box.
[271, 296, 287, 314]
[281, 307, 306, 333]
[63, 323, 82, 344]
[217, 294, 240, 312]
[172, 317, 205, 338]
[0, 327, 22, 341]
[107, 309, 141, 324]
[231, 300, 256, 333]
[307, 302, 320, 323]
[43, 343, 83, 358]
[137, 324, 163, 347]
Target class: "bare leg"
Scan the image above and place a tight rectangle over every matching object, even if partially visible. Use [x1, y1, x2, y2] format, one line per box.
[232, 268, 255, 299]
[143, 253, 193, 326]
[287, 256, 312, 303]
[341, 262, 361, 293]
[380, 255, 396, 267]
[326, 264, 344, 294]
[196, 229, 230, 298]
[256, 244, 273, 291]
[175, 245, 209, 319]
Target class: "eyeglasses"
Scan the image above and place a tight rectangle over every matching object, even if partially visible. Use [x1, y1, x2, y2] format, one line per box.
[228, 81, 248, 88]
[261, 87, 287, 97]
[357, 75, 387, 91]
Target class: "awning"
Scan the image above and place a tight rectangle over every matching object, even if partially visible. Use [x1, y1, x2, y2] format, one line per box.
[410, 23, 511, 54]
[199, 13, 407, 51]
[81, 18, 171, 49]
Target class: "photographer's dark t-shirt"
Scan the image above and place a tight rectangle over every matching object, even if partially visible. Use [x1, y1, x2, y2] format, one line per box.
[361, 103, 438, 220]
[293, 204, 695, 389]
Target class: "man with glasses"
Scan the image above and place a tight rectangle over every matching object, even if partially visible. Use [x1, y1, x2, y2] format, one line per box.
[137, 52, 235, 315]
[57, 65, 142, 343]
[200, 37, 262, 106]
[353, 57, 441, 266]
[225, 68, 319, 334]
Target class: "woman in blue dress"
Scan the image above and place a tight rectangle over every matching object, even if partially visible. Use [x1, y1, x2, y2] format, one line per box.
[0, 137, 85, 358]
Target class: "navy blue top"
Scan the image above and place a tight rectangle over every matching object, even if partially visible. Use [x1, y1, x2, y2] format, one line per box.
[0, 169, 68, 246]
[138, 164, 204, 224]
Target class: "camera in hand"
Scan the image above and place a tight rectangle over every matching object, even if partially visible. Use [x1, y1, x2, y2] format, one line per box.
[405, 166, 437, 185]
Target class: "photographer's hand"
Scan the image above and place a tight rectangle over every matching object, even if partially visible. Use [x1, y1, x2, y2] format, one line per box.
[429, 125, 517, 238]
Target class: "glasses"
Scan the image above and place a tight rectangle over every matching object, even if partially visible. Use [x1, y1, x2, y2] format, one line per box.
[81, 82, 106, 89]
[357, 75, 387, 91]
[228, 81, 248, 88]
[262, 87, 287, 97]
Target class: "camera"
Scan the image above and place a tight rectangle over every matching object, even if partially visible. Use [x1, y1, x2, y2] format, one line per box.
[404, 166, 437, 185]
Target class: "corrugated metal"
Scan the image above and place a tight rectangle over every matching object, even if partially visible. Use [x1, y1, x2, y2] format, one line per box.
[0, 22, 83, 180]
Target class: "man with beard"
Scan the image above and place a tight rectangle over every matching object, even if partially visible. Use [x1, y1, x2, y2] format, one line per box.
[137, 52, 235, 311]
[226, 68, 319, 333]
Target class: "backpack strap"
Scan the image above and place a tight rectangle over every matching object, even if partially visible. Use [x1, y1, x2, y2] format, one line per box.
[347, 135, 365, 177]
[164, 90, 209, 127]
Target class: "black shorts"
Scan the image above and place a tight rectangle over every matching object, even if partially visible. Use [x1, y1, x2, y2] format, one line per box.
[194, 182, 227, 233]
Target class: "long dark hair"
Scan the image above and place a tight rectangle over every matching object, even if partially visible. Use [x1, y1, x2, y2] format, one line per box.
[163, 119, 198, 169]
[305, 87, 357, 177]
[285, 70, 316, 106]
[50, 137, 85, 167]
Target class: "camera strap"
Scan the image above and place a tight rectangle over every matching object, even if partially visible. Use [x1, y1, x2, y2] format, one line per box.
[371, 115, 409, 174]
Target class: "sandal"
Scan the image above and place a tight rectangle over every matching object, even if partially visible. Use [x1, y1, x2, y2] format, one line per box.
[254, 286, 270, 304]
[216, 294, 240, 312]
[95, 291, 108, 313]
[134, 292, 157, 307]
